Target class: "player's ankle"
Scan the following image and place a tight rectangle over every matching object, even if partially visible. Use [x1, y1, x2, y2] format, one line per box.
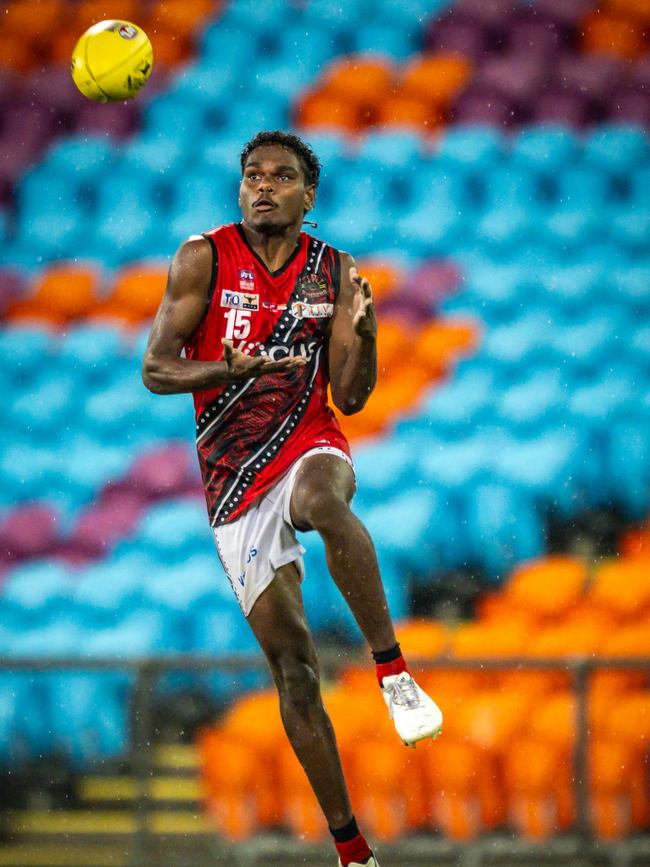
[330, 816, 373, 866]
[372, 642, 408, 686]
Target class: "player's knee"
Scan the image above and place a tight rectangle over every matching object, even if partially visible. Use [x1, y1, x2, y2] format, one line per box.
[300, 489, 351, 534]
[274, 658, 321, 710]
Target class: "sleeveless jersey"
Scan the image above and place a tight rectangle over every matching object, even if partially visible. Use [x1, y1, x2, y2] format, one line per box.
[184, 223, 351, 527]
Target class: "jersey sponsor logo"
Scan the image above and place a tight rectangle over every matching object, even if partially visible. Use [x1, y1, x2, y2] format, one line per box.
[262, 301, 287, 312]
[239, 269, 255, 292]
[291, 301, 334, 319]
[221, 289, 259, 311]
[262, 338, 319, 362]
[296, 272, 329, 304]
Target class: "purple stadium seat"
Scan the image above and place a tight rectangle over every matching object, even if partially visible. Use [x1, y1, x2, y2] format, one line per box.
[403, 259, 462, 307]
[72, 492, 144, 558]
[533, 0, 594, 27]
[479, 55, 545, 102]
[455, 0, 520, 28]
[533, 89, 589, 128]
[607, 90, 650, 127]
[424, 18, 487, 60]
[628, 58, 650, 94]
[508, 19, 565, 58]
[75, 101, 139, 139]
[0, 268, 27, 315]
[124, 444, 198, 499]
[27, 65, 85, 118]
[377, 292, 432, 325]
[555, 56, 625, 105]
[452, 86, 516, 128]
[0, 505, 59, 561]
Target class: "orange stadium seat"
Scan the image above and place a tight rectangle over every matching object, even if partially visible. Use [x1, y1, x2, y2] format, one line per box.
[147, 0, 218, 36]
[590, 736, 648, 838]
[503, 736, 573, 838]
[198, 730, 260, 839]
[583, 12, 648, 60]
[401, 54, 473, 107]
[0, 0, 63, 40]
[415, 319, 480, 378]
[604, 0, 650, 24]
[354, 259, 403, 302]
[91, 263, 166, 324]
[74, 1, 142, 32]
[372, 92, 440, 131]
[489, 555, 588, 625]
[350, 738, 412, 840]
[375, 320, 408, 372]
[6, 264, 102, 325]
[587, 558, 650, 622]
[394, 618, 449, 660]
[322, 56, 395, 108]
[296, 90, 362, 133]
[421, 738, 495, 838]
[0, 32, 39, 73]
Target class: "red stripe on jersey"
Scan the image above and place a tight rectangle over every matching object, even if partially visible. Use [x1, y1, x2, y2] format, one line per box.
[184, 223, 350, 526]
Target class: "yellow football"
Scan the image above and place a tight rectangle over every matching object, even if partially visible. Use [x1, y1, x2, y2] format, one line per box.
[71, 19, 153, 103]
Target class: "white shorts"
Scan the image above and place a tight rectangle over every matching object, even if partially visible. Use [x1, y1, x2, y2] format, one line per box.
[212, 446, 353, 617]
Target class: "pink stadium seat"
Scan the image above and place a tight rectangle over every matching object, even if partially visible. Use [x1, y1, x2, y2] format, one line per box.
[0, 504, 59, 561]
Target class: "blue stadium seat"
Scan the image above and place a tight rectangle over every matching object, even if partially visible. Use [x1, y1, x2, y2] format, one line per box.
[363, 487, 437, 575]
[58, 324, 130, 386]
[552, 165, 611, 209]
[496, 370, 565, 434]
[509, 126, 579, 178]
[83, 379, 151, 443]
[463, 481, 544, 580]
[45, 136, 116, 184]
[128, 499, 212, 564]
[609, 202, 650, 251]
[610, 265, 650, 313]
[569, 369, 635, 428]
[482, 311, 554, 368]
[417, 366, 495, 434]
[605, 419, 650, 519]
[538, 262, 606, 311]
[353, 439, 416, 508]
[583, 125, 649, 175]
[1, 561, 72, 630]
[71, 555, 149, 628]
[358, 131, 425, 170]
[461, 260, 534, 316]
[350, 24, 418, 59]
[548, 309, 627, 372]
[475, 204, 534, 250]
[435, 126, 504, 173]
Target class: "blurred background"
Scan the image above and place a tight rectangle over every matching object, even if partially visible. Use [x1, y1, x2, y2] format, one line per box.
[0, 0, 649, 865]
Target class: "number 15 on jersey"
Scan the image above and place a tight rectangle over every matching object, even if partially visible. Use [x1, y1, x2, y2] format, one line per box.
[224, 309, 251, 340]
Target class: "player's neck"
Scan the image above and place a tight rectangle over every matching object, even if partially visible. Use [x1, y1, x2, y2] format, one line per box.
[239, 221, 301, 272]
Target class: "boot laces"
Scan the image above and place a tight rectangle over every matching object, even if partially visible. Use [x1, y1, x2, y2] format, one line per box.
[388, 675, 420, 710]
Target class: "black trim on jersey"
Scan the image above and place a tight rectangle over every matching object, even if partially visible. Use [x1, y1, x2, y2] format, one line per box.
[235, 222, 302, 277]
[331, 248, 341, 301]
[202, 232, 219, 308]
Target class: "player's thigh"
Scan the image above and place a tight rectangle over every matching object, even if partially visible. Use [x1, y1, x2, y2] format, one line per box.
[246, 560, 318, 672]
[290, 454, 356, 531]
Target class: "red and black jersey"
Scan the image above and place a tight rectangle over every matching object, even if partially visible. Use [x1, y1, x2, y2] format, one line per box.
[184, 223, 351, 527]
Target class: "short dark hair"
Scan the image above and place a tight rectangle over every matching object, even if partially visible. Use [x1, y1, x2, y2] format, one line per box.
[240, 130, 321, 188]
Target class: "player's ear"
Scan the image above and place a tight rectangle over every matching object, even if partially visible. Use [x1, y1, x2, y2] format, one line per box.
[304, 184, 315, 213]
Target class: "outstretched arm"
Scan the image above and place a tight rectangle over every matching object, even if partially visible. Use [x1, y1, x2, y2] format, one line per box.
[142, 236, 304, 395]
[328, 253, 378, 415]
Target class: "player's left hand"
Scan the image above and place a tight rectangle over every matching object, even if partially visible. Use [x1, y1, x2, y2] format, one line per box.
[350, 267, 377, 339]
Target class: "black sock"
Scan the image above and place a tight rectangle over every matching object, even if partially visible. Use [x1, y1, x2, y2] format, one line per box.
[329, 815, 360, 843]
[372, 642, 402, 664]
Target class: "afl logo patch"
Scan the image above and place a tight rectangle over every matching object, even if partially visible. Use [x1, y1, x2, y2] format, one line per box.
[118, 24, 138, 40]
[296, 272, 329, 304]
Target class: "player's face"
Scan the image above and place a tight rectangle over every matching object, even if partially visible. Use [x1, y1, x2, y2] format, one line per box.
[239, 145, 315, 234]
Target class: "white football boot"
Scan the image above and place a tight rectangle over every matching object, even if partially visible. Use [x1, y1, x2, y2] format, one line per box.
[381, 671, 443, 747]
[338, 855, 379, 867]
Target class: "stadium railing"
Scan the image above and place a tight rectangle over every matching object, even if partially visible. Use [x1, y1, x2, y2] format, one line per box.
[1, 653, 650, 867]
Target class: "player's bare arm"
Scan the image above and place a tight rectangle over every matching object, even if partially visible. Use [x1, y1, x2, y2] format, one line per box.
[328, 253, 378, 415]
[142, 235, 305, 394]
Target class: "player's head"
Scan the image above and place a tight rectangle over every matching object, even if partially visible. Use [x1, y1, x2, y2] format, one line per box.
[239, 131, 321, 235]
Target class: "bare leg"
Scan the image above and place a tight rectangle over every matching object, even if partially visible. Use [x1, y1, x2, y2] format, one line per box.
[246, 561, 353, 829]
[290, 454, 397, 653]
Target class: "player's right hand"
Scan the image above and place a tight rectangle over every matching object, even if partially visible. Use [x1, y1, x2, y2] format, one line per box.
[221, 338, 306, 381]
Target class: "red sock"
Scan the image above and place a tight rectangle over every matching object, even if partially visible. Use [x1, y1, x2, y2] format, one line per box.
[335, 834, 373, 865]
[375, 654, 408, 687]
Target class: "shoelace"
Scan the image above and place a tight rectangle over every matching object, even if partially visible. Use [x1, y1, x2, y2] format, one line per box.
[387, 676, 421, 710]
